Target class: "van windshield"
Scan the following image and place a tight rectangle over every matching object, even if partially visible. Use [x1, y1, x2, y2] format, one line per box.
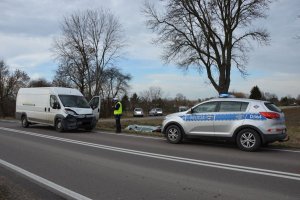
[58, 95, 90, 108]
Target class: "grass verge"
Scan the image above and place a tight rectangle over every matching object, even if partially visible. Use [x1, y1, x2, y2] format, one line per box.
[96, 117, 164, 137]
[278, 107, 300, 148]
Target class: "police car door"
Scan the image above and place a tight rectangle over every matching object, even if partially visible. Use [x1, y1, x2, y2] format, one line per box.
[184, 101, 218, 136]
[214, 101, 249, 137]
[89, 96, 101, 121]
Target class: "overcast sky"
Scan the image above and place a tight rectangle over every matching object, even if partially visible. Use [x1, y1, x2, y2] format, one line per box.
[0, 0, 299, 100]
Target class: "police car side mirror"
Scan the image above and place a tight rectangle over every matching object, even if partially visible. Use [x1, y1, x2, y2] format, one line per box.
[189, 108, 194, 114]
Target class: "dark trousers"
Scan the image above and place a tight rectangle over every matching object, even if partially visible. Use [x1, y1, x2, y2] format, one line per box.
[115, 115, 121, 133]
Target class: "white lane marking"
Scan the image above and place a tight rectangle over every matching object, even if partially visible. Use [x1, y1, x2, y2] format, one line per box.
[96, 130, 164, 140]
[0, 158, 92, 200]
[1, 127, 300, 181]
[0, 120, 164, 140]
[262, 148, 300, 153]
[0, 120, 18, 123]
[98, 131, 300, 153]
[1, 120, 299, 153]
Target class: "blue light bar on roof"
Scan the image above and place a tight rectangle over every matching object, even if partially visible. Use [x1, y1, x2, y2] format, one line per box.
[219, 93, 235, 98]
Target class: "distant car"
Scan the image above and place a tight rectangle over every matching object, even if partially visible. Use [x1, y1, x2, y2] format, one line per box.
[149, 108, 163, 116]
[133, 108, 144, 117]
[178, 106, 189, 112]
[289, 103, 298, 106]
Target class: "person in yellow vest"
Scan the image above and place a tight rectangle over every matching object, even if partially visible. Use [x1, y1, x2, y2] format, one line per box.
[113, 97, 122, 133]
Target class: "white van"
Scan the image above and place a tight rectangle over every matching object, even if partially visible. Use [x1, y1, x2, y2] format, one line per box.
[16, 87, 101, 132]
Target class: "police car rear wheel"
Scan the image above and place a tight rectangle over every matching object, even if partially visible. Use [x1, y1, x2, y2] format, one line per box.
[237, 129, 261, 152]
[166, 125, 183, 144]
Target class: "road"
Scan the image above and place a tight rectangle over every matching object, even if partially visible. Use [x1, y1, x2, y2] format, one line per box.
[0, 120, 299, 200]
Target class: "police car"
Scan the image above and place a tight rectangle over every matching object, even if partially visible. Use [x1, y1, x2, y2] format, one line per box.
[162, 95, 288, 151]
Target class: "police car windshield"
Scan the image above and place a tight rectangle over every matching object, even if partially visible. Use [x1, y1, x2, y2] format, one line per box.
[58, 95, 90, 108]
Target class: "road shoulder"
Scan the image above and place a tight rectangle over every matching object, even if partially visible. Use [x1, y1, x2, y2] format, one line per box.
[0, 166, 65, 200]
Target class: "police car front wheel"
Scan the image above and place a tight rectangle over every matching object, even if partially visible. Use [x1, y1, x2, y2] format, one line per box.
[166, 125, 183, 144]
[236, 129, 261, 152]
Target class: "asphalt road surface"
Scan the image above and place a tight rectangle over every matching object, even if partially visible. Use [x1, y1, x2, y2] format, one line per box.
[0, 120, 299, 200]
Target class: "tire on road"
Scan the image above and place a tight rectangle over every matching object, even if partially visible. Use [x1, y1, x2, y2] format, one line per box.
[166, 125, 183, 144]
[55, 118, 64, 132]
[236, 129, 261, 152]
[21, 115, 29, 128]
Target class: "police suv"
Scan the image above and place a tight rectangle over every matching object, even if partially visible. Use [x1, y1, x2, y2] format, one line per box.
[162, 96, 288, 151]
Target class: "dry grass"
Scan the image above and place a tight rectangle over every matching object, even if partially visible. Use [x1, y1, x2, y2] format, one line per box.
[97, 107, 300, 148]
[279, 107, 300, 148]
[96, 117, 164, 137]
[0, 175, 35, 200]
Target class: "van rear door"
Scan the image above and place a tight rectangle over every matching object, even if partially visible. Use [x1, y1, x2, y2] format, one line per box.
[89, 96, 101, 121]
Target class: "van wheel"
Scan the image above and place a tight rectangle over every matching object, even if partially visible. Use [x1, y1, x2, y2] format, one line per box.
[166, 125, 183, 144]
[21, 116, 29, 128]
[55, 119, 64, 132]
[236, 129, 261, 152]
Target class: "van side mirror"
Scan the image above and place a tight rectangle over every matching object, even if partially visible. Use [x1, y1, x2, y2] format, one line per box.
[53, 102, 60, 109]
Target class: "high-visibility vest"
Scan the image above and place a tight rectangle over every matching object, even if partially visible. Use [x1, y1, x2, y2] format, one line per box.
[114, 101, 122, 115]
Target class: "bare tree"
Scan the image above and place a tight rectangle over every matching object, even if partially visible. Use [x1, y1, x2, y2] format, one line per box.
[53, 9, 125, 98]
[130, 93, 140, 110]
[143, 0, 270, 94]
[175, 93, 186, 102]
[264, 92, 278, 104]
[98, 67, 131, 118]
[230, 90, 247, 98]
[52, 69, 74, 88]
[174, 93, 187, 107]
[140, 86, 163, 102]
[100, 67, 132, 99]
[0, 60, 29, 117]
[149, 86, 163, 101]
[139, 86, 164, 112]
[28, 78, 52, 87]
